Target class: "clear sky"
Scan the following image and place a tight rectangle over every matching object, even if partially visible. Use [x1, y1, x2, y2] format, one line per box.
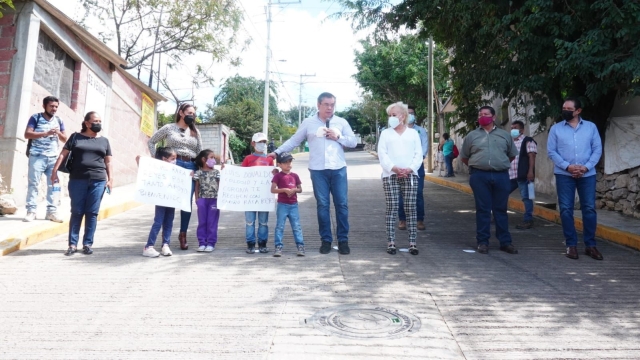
[48, 0, 366, 114]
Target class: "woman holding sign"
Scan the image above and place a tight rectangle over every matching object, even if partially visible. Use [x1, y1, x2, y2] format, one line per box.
[51, 111, 113, 256]
[148, 103, 203, 250]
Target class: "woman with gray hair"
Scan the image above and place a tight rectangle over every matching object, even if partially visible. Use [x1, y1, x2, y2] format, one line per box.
[377, 102, 423, 255]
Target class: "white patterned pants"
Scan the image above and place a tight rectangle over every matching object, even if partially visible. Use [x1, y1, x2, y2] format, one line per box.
[383, 174, 418, 244]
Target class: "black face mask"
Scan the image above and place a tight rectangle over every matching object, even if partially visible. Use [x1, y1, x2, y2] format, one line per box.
[90, 123, 102, 133]
[561, 110, 575, 121]
[184, 115, 195, 125]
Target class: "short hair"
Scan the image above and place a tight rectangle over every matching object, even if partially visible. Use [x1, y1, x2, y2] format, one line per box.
[155, 146, 176, 160]
[512, 120, 525, 130]
[43, 96, 59, 106]
[386, 102, 409, 123]
[479, 106, 496, 115]
[564, 97, 582, 110]
[317, 92, 335, 104]
[408, 105, 416, 112]
[442, 133, 450, 140]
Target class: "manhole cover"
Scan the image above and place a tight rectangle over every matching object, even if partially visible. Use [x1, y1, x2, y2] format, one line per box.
[307, 305, 421, 339]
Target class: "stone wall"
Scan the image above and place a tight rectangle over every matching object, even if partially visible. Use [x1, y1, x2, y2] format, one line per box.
[596, 167, 640, 218]
[0, 11, 17, 137]
[199, 123, 230, 163]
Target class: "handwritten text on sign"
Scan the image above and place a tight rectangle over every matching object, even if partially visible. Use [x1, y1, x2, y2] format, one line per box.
[218, 166, 276, 212]
[134, 157, 193, 212]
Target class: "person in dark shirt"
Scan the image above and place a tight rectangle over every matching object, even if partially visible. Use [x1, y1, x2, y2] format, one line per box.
[52, 111, 113, 256]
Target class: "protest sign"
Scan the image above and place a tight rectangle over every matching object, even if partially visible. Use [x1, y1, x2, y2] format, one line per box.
[134, 157, 193, 212]
[218, 166, 276, 212]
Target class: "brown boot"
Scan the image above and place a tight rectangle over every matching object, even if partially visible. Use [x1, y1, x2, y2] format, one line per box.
[179, 232, 188, 250]
[398, 221, 407, 230]
[417, 221, 426, 230]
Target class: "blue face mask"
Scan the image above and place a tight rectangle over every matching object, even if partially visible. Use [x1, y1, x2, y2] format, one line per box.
[511, 129, 521, 138]
[388, 117, 400, 129]
[408, 114, 416, 124]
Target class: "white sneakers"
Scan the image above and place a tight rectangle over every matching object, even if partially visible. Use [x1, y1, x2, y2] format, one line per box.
[204, 245, 214, 252]
[161, 244, 172, 256]
[142, 247, 160, 257]
[197, 245, 206, 252]
[23, 212, 36, 222]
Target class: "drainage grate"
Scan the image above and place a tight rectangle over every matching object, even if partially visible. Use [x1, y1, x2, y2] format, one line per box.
[307, 305, 421, 339]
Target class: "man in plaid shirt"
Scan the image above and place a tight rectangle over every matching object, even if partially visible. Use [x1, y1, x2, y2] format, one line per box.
[509, 120, 537, 229]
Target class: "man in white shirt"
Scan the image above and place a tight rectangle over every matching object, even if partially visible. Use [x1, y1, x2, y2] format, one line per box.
[269, 92, 357, 255]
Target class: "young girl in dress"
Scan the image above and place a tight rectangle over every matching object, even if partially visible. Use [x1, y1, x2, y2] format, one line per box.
[141, 146, 177, 257]
[194, 149, 221, 252]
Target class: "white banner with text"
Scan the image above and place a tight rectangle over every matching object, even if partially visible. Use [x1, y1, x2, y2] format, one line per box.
[217, 166, 276, 212]
[134, 157, 193, 212]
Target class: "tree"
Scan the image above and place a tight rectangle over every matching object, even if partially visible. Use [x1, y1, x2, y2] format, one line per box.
[336, 0, 640, 135]
[80, 0, 241, 71]
[200, 75, 291, 157]
[0, 0, 14, 18]
[353, 34, 451, 124]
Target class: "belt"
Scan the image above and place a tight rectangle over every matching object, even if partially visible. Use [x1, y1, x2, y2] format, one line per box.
[176, 155, 193, 161]
[470, 167, 508, 173]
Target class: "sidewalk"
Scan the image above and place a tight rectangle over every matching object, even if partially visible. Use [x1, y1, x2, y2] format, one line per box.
[425, 171, 640, 251]
[0, 183, 141, 255]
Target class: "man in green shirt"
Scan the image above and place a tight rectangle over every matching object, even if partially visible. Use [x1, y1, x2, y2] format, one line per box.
[461, 106, 519, 255]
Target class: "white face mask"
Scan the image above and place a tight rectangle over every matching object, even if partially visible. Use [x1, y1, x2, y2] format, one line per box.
[408, 114, 416, 124]
[255, 143, 267, 152]
[388, 116, 400, 129]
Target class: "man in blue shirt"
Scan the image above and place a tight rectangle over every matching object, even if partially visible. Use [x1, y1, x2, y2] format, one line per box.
[23, 96, 68, 223]
[547, 97, 603, 260]
[398, 105, 428, 231]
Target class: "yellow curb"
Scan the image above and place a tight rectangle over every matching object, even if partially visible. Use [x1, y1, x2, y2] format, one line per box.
[0, 201, 143, 256]
[425, 176, 640, 251]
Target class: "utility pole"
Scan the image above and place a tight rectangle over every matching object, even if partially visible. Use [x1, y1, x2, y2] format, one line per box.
[148, 6, 164, 88]
[262, 0, 300, 137]
[427, 36, 434, 173]
[298, 73, 315, 127]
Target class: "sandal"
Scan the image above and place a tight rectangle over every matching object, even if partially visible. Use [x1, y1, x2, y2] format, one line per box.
[409, 243, 419, 255]
[82, 246, 93, 255]
[387, 243, 397, 255]
[64, 246, 77, 256]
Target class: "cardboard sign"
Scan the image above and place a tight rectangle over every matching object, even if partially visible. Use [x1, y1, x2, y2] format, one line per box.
[134, 157, 193, 212]
[217, 166, 276, 212]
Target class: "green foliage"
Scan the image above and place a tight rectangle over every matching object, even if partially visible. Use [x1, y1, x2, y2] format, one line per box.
[228, 133, 246, 164]
[200, 75, 290, 158]
[353, 34, 451, 122]
[157, 112, 174, 128]
[336, 0, 640, 135]
[336, 105, 371, 136]
[79, 0, 241, 70]
[0, 0, 14, 18]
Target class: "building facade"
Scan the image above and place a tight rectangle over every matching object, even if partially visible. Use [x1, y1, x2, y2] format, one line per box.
[0, 0, 166, 206]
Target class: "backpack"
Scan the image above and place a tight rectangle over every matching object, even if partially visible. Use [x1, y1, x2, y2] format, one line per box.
[452, 144, 459, 159]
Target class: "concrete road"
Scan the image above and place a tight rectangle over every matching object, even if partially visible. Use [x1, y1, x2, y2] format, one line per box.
[1, 152, 639, 359]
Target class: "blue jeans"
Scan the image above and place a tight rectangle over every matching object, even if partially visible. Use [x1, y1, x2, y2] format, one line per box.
[68, 179, 107, 247]
[309, 167, 349, 243]
[176, 159, 196, 232]
[510, 179, 534, 222]
[469, 169, 512, 246]
[274, 203, 304, 248]
[146, 205, 175, 248]
[245, 211, 269, 243]
[26, 154, 58, 213]
[444, 153, 454, 176]
[399, 162, 425, 221]
[556, 174, 597, 247]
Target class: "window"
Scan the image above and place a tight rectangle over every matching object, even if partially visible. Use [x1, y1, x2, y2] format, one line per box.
[33, 31, 75, 105]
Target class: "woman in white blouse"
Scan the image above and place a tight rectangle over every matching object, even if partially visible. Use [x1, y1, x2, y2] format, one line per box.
[378, 102, 423, 255]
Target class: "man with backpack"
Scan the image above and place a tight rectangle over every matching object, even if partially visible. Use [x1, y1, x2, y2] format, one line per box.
[23, 96, 68, 222]
[509, 120, 537, 230]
